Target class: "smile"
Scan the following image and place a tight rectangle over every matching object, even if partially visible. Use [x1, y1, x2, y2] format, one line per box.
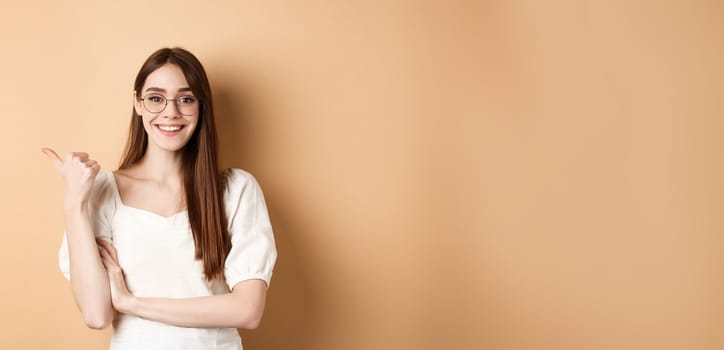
[155, 124, 186, 135]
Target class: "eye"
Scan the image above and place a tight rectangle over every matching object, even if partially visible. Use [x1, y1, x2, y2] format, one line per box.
[179, 96, 196, 104]
[146, 94, 164, 103]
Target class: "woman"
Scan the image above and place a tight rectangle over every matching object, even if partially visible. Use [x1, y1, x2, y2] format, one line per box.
[42, 47, 277, 349]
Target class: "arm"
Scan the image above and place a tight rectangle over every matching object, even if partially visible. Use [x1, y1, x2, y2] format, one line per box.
[44, 148, 114, 330]
[121, 280, 268, 329]
[65, 203, 114, 329]
[96, 239, 267, 329]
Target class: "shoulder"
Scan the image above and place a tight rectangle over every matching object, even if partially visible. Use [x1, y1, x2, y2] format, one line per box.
[222, 168, 266, 205]
[87, 169, 117, 210]
[222, 168, 267, 222]
[222, 168, 261, 193]
[91, 169, 116, 197]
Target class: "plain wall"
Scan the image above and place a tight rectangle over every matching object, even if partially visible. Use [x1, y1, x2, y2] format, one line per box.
[0, 1, 722, 349]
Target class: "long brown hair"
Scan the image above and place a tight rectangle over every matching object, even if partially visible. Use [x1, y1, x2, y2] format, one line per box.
[119, 47, 231, 282]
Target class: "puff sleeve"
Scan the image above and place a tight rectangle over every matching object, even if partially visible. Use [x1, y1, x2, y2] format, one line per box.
[58, 170, 116, 280]
[223, 168, 277, 290]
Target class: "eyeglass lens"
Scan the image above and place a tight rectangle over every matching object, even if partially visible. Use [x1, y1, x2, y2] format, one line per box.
[142, 93, 198, 115]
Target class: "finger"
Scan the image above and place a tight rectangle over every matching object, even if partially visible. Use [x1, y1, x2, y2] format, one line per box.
[97, 241, 114, 263]
[96, 237, 111, 250]
[100, 239, 119, 263]
[40, 148, 63, 172]
[101, 251, 121, 274]
[98, 244, 112, 263]
[98, 247, 113, 269]
[96, 238, 119, 264]
[96, 238, 111, 255]
[99, 253, 110, 269]
[84, 160, 98, 168]
[72, 152, 89, 161]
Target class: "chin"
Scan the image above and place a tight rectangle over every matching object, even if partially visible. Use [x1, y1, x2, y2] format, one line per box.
[148, 139, 191, 153]
[161, 144, 189, 152]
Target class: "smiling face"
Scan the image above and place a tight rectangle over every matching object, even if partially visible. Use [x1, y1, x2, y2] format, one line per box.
[134, 64, 199, 153]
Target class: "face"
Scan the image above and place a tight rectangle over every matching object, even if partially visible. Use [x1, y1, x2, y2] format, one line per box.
[134, 64, 199, 153]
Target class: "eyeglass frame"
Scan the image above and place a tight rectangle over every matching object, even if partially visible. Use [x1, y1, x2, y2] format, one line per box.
[137, 93, 201, 116]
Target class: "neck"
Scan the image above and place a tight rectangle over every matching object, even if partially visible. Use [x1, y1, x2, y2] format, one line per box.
[135, 146, 185, 184]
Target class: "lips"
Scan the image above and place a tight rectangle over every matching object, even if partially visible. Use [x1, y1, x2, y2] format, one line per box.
[154, 124, 186, 135]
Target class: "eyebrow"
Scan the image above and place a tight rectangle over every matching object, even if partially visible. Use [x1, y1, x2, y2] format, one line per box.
[144, 87, 193, 93]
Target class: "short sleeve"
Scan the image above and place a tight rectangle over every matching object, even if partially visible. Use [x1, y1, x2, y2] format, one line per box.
[223, 168, 278, 290]
[58, 170, 116, 280]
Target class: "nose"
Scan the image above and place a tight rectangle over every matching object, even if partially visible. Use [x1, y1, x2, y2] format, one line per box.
[163, 100, 182, 118]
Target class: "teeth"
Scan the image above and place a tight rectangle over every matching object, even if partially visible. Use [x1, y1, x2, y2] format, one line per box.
[159, 125, 182, 131]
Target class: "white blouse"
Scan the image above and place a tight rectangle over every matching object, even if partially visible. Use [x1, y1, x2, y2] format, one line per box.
[58, 168, 277, 350]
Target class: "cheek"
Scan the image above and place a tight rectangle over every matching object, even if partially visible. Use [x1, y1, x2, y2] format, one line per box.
[141, 117, 153, 133]
[187, 119, 200, 134]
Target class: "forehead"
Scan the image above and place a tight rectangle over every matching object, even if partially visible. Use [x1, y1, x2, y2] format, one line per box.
[142, 64, 190, 92]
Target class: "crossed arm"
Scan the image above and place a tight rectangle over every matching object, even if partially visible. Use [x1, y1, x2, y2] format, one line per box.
[95, 238, 268, 330]
[64, 209, 268, 330]
[118, 279, 267, 329]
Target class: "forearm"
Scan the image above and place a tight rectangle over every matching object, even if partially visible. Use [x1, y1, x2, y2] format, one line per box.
[64, 202, 113, 329]
[123, 291, 264, 329]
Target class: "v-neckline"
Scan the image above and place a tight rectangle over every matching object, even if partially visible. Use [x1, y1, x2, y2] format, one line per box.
[108, 170, 188, 221]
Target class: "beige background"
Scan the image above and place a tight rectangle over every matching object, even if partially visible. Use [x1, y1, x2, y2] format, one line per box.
[1, 1, 722, 349]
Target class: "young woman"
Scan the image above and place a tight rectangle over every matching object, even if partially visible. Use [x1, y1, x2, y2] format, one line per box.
[42, 47, 277, 349]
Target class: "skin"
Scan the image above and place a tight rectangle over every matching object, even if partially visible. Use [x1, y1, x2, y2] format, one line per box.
[42, 63, 268, 330]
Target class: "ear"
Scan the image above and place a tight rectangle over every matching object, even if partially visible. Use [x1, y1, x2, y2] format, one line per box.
[133, 90, 143, 116]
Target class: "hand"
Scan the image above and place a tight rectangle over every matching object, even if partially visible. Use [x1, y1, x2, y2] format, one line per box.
[41, 147, 101, 206]
[96, 238, 135, 314]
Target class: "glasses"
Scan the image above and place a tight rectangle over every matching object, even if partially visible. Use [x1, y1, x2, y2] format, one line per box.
[139, 93, 199, 116]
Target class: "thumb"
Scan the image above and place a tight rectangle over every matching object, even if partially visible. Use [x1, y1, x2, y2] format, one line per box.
[41, 147, 63, 173]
